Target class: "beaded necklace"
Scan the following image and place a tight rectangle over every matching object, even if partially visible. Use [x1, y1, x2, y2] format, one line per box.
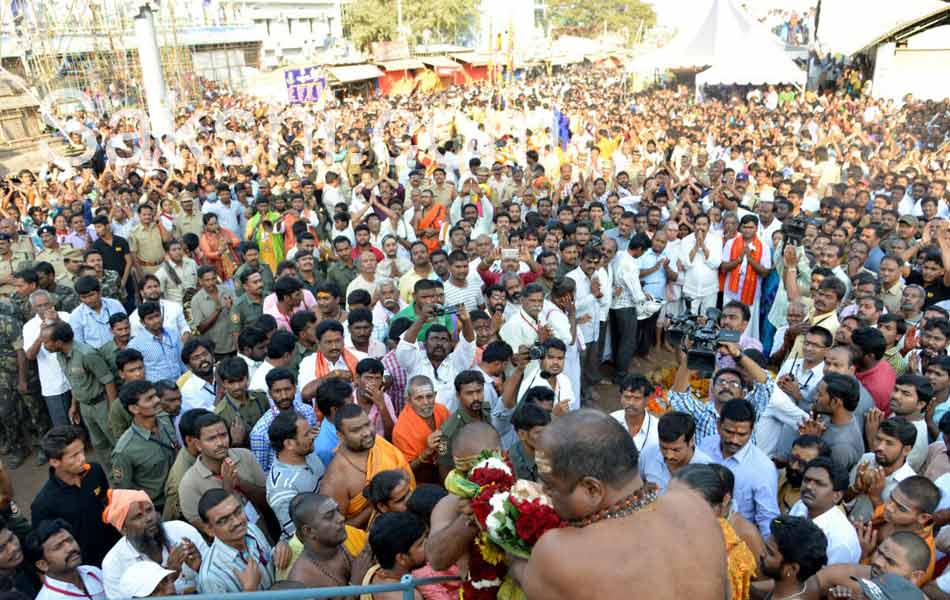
[570, 482, 659, 527]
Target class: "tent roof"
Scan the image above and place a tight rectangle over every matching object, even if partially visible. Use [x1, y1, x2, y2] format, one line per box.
[631, 0, 805, 87]
[632, 0, 789, 70]
[816, 0, 949, 56]
[376, 59, 425, 71]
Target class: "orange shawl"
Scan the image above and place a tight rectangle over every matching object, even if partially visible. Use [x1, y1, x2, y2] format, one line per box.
[342, 437, 416, 521]
[418, 204, 447, 253]
[724, 235, 763, 305]
[314, 349, 360, 380]
[392, 403, 450, 462]
[720, 518, 756, 600]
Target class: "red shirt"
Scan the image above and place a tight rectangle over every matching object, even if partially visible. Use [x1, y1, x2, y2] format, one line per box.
[856, 359, 897, 415]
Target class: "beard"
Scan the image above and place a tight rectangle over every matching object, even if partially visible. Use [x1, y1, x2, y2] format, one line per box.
[129, 522, 169, 555]
[785, 467, 804, 488]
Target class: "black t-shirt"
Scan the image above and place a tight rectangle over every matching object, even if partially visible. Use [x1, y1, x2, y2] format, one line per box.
[92, 235, 130, 276]
[906, 270, 950, 306]
[30, 462, 120, 567]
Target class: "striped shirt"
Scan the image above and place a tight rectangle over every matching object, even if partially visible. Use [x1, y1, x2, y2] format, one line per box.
[267, 454, 325, 539]
[669, 376, 775, 445]
[249, 401, 317, 472]
[443, 274, 485, 312]
[198, 523, 274, 593]
[128, 328, 186, 382]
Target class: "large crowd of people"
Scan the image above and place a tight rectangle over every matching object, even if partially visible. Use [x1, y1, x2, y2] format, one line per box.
[0, 61, 949, 600]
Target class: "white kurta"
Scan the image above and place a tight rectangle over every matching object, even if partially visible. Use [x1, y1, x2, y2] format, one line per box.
[721, 237, 772, 340]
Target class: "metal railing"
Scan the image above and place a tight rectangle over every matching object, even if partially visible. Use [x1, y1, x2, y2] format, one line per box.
[151, 575, 460, 600]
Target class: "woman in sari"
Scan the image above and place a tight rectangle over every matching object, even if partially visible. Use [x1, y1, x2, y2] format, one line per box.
[198, 213, 240, 281]
[673, 464, 760, 600]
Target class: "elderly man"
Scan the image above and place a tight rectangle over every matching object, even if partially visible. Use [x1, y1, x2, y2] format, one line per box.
[392, 375, 450, 482]
[23, 290, 72, 427]
[101, 490, 207, 598]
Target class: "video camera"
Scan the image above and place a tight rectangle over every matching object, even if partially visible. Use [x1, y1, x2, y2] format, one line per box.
[667, 307, 742, 377]
[432, 304, 460, 317]
[781, 216, 808, 246]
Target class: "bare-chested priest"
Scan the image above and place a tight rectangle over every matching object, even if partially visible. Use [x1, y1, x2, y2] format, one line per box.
[508, 409, 729, 599]
[426, 422, 502, 575]
[286, 493, 372, 595]
[320, 404, 416, 529]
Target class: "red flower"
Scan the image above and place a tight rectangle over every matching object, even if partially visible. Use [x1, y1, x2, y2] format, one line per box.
[470, 487, 497, 528]
[469, 466, 515, 490]
[512, 499, 563, 546]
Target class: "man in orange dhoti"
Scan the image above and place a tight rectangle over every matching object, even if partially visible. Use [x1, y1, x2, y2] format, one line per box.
[413, 190, 446, 253]
[393, 375, 449, 482]
[320, 404, 416, 530]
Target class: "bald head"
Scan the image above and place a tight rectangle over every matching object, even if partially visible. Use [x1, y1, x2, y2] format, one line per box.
[452, 422, 501, 459]
[290, 492, 334, 530]
[540, 409, 638, 488]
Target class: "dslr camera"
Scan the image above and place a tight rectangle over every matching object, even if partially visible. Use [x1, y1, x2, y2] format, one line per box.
[667, 307, 742, 377]
[431, 304, 460, 317]
[528, 343, 545, 360]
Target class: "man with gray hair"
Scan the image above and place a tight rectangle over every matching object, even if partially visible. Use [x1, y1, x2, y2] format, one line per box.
[392, 374, 449, 482]
[372, 279, 403, 343]
[23, 289, 72, 429]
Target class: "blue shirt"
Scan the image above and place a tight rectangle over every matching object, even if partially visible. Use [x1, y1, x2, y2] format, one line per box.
[669, 377, 774, 445]
[699, 435, 780, 538]
[128, 328, 186, 382]
[197, 523, 274, 593]
[69, 298, 125, 347]
[201, 198, 245, 236]
[865, 246, 885, 274]
[604, 227, 632, 252]
[639, 444, 713, 493]
[249, 401, 317, 472]
[313, 419, 339, 468]
[639, 247, 671, 298]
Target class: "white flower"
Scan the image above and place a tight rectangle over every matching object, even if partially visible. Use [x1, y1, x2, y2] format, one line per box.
[472, 578, 502, 589]
[509, 480, 552, 506]
[473, 456, 513, 476]
[485, 491, 511, 534]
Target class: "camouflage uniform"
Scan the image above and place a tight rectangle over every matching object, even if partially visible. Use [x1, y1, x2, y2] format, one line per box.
[0, 303, 25, 455]
[50, 283, 80, 313]
[100, 269, 126, 304]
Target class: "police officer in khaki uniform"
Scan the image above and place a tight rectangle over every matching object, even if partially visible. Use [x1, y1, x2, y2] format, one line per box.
[129, 203, 170, 277]
[230, 269, 265, 334]
[174, 192, 204, 239]
[0, 218, 35, 265]
[111, 380, 179, 512]
[0, 233, 18, 298]
[46, 321, 118, 473]
[212, 357, 267, 449]
[35, 226, 74, 286]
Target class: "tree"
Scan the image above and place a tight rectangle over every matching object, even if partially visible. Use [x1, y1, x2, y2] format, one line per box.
[547, 0, 656, 41]
[343, 0, 479, 52]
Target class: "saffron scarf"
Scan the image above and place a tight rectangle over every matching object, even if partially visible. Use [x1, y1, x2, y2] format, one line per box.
[720, 518, 756, 600]
[313, 349, 359, 380]
[725, 235, 763, 305]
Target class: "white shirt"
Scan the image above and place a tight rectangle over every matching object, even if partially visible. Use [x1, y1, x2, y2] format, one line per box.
[850, 452, 916, 501]
[566, 267, 599, 343]
[179, 372, 216, 417]
[756, 386, 810, 458]
[37, 566, 106, 600]
[595, 265, 613, 323]
[23, 312, 71, 396]
[129, 299, 189, 340]
[610, 410, 660, 454]
[395, 334, 477, 409]
[345, 338, 387, 361]
[907, 418, 929, 473]
[102, 520, 209, 599]
[249, 361, 276, 394]
[517, 370, 577, 412]
[612, 251, 647, 309]
[297, 352, 350, 393]
[678, 232, 723, 299]
[777, 358, 825, 401]
[788, 502, 862, 565]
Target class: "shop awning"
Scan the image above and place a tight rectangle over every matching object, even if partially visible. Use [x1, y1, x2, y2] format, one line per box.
[376, 59, 426, 71]
[451, 52, 491, 66]
[420, 56, 461, 70]
[327, 64, 383, 83]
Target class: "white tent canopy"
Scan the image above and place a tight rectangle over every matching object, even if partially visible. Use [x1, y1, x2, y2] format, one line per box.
[631, 0, 806, 87]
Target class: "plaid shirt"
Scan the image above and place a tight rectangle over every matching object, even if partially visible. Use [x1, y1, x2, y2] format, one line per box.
[669, 376, 774, 445]
[382, 349, 408, 417]
[249, 400, 317, 472]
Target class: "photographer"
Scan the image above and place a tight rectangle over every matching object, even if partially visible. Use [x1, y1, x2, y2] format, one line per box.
[670, 340, 774, 445]
[716, 301, 764, 370]
[516, 338, 576, 415]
